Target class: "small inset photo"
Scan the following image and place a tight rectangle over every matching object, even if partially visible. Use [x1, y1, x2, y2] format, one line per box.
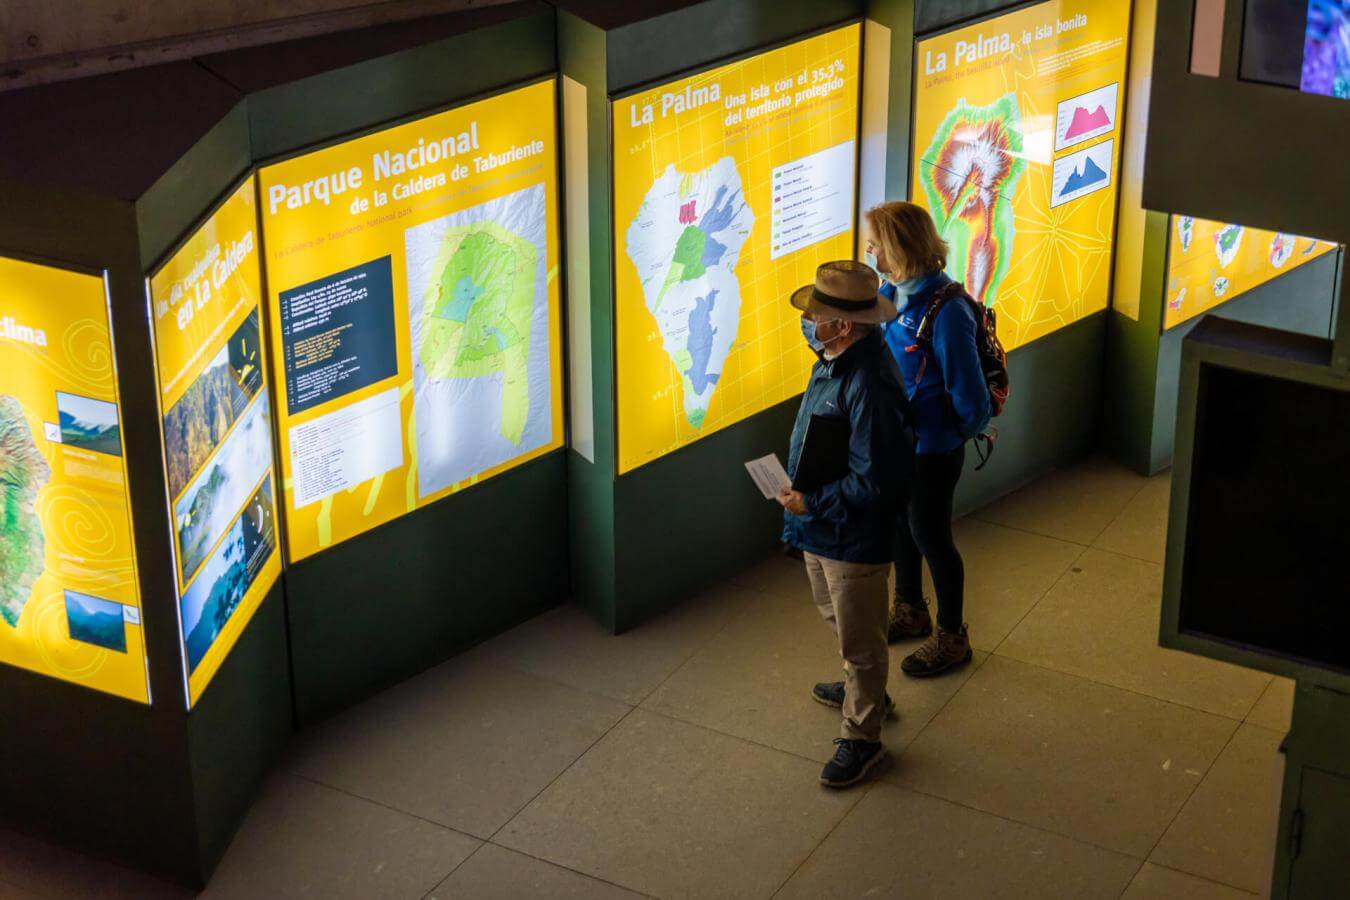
[64, 590, 129, 653]
[55, 391, 122, 457]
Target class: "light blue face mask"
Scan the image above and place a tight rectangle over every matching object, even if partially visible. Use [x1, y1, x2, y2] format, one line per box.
[800, 316, 826, 352]
[800, 316, 842, 353]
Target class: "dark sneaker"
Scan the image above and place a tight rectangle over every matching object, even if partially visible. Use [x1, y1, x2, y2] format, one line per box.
[811, 681, 896, 718]
[820, 739, 887, 788]
[900, 624, 973, 677]
[887, 598, 933, 643]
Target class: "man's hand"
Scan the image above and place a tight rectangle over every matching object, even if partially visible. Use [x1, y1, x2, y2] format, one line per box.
[777, 488, 807, 516]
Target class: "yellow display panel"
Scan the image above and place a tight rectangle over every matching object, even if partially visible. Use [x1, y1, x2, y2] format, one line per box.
[912, 0, 1131, 350]
[0, 256, 149, 703]
[259, 80, 564, 560]
[613, 25, 862, 474]
[149, 177, 282, 707]
[1163, 216, 1337, 330]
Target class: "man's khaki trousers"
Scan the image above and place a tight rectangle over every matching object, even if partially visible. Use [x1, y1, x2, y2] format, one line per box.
[803, 552, 890, 743]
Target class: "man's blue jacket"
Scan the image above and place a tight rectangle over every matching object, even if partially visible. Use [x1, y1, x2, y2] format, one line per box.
[782, 330, 914, 564]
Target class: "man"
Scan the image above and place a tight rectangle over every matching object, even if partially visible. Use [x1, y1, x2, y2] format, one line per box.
[778, 260, 913, 788]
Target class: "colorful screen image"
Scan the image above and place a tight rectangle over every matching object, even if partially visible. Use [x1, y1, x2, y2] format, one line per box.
[1163, 215, 1337, 329]
[1301, 0, 1350, 99]
[258, 79, 564, 560]
[912, 0, 1131, 351]
[162, 311, 265, 499]
[173, 393, 272, 582]
[612, 25, 862, 474]
[56, 391, 122, 456]
[149, 176, 282, 707]
[0, 256, 149, 703]
[180, 476, 276, 674]
[64, 591, 128, 654]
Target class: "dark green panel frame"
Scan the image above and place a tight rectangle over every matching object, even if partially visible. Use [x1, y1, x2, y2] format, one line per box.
[0, 64, 292, 887]
[201, 3, 571, 723]
[557, 0, 865, 632]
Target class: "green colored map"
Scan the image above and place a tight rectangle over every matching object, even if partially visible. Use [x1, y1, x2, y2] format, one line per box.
[0, 395, 49, 627]
[918, 94, 1025, 306]
[419, 223, 537, 445]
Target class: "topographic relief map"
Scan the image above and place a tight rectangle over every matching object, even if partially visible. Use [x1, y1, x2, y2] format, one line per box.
[405, 182, 552, 498]
[918, 94, 1026, 308]
[0, 396, 49, 627]
[625, 157, 753, 429]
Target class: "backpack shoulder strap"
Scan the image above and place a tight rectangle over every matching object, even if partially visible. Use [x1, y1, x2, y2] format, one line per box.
[916, 281, 978, 343]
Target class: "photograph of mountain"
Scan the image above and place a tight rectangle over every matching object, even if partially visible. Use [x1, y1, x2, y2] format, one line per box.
[175, 393, 272, 581]
[56, 392, 121, 457]
[162, 310, 263, 499]
[64, 591, 127, 653]
[180, 476, 276, 673]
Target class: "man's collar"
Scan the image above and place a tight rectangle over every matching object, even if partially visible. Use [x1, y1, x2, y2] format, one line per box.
[820, 329, 880, 376]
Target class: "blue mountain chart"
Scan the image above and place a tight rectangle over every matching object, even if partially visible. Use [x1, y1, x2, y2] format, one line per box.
[1060, 156, 1107, 196]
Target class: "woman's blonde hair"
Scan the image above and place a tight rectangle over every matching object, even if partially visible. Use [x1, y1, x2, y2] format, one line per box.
[865, 201, 948, 280]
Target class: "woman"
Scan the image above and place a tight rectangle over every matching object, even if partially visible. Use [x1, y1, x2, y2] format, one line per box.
[866, 201, 991, 677]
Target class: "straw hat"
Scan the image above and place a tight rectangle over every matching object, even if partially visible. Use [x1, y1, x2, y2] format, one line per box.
[790, 260, 897, 324]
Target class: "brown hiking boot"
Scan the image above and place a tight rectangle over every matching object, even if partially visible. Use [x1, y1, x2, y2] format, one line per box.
[887, 598, 933, 643]
[900, 624, 972, 677]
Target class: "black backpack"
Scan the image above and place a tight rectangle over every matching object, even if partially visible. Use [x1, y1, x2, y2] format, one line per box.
[907, 281, 1010, 468]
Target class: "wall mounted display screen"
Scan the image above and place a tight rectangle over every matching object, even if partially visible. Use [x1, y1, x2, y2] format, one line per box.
[1163, 216, 1337, 330]
[1301, 0, 1350, 98]
[612, 24, 862, 474]
[259, 80, 563, 560]
[912, 0, 1131, 351]
[0, 256, 150, 703]
[148, 177, 282, 707]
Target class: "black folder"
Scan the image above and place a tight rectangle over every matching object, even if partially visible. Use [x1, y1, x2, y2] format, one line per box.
[792, 414, 851, 494]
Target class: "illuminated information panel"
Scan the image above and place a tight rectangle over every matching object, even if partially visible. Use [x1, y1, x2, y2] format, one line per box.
[0, 256, 149, 703]
[259, 80, 563, 560]
[1164, 216, 1337, 330]
[612, 25, 862, 474]
[149, 177, 282, 707]
[913, 0, 1131, 350]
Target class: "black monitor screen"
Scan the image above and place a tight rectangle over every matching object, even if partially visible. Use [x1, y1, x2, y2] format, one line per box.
[1180, 363, 1350, 674]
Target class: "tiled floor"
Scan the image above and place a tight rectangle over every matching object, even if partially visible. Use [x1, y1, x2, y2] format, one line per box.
[0, 459, 1293, 899]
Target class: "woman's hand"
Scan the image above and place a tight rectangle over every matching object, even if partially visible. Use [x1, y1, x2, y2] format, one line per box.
[777, 488, 807, 516]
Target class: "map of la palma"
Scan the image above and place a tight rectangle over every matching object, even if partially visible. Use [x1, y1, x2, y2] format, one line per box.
[406, 183, 553, 498]
[625, 157, 753, 430]
[0, 396, 49, 627]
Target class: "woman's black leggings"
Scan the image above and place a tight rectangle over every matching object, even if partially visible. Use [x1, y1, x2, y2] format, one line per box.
[894, 445, 966, 632]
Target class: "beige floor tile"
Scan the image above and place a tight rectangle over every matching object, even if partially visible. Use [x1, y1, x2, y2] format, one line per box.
[1121, 864, 1258, 900]
[976, 458, 1149, 545]
[1246, 678, 1294, 733]
[643, 589, 984, 762]
[287, 658, 630, 838]
[731, 523, 1082, 656]
[887, 656, 1237, 857]
[476, 585, 757, 705]
[1150, 724, 1285, 894]
[776, 783, 1139, 899]
[731, 551, 812, 600]
[938, 518, 1085, 651]
[0, 827, 190, 900]
[203, 775, 478, 900]
[428, 844, 643, 899]
[996, 549, 1271, 719]
[1095, 472, 1172, 564]
[496, 709, 857, 899]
